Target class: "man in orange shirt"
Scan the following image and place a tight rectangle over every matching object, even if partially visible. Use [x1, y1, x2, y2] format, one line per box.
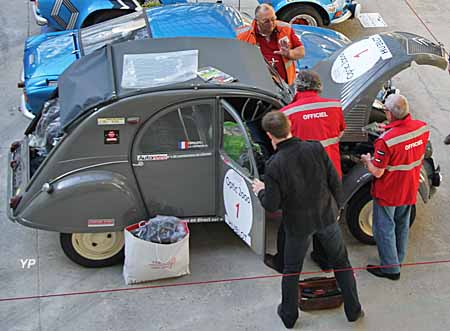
[237, 4, 304, 85]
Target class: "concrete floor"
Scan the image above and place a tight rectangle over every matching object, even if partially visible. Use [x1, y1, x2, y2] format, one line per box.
[1, 0, 450, 330]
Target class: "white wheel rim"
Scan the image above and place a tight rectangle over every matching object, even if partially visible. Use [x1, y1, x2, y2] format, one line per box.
[72, 232, 124, 261]
[289, 14, 318, 26]
[359, 201, 374, 237]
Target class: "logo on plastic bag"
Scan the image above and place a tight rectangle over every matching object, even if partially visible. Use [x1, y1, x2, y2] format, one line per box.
[148, 256, 176, 270]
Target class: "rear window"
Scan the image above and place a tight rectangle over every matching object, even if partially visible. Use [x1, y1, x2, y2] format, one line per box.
[80, 11, 149, 55]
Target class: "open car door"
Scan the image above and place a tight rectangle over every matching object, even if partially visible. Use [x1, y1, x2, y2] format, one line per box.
[313, 32, 448, 142]
[218, 99, 266, 256]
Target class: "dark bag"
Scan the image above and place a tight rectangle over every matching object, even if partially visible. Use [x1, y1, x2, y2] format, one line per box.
[298, 277, 343, 311]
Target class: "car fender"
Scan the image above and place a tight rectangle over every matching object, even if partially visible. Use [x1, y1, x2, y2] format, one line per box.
[342, 164, 372, 207]
[17, 170, 147, 233]
[343, 163, 432, 207]
[268, 0, 332, 23]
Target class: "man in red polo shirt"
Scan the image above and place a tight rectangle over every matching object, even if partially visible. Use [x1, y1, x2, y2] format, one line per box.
[237, 4, 304, 85]
[361, 94, 429, 280]
[264, 70, 346, 272]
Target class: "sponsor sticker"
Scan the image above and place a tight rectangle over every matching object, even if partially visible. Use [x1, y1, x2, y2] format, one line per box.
[223, 169, 253, 246]
[104, 130, 120, 144]
[178, 141, 208, 150]
[97, 118, 125, 125]
[88, 219, 115, 227]
[137, 154, 169, 161]
[369, 35, 392, 60]
[331, 37, 385, 84]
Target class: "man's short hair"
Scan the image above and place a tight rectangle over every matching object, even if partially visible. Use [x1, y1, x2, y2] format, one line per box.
[384, 94, 409, 120]
[255, 3, 275, 18]
[262, 111, 291, 139]
[295, 70, 322, 93]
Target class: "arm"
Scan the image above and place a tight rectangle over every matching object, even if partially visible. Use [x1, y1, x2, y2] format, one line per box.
[287, 46, 305, 61]
[361, 139, 389, 178]
[361, 154, 385, 178]
[252, 172, 282, 212]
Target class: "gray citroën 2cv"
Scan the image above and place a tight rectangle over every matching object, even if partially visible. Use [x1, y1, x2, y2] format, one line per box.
[8, 35, 445, 266]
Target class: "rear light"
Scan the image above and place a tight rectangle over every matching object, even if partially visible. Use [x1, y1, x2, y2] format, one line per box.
[9, 195, 22, 210]
[335, 11, 343, 18]
[10, 141, 21, 153]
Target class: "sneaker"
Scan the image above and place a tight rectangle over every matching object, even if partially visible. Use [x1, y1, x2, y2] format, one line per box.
[264, 254, 283, 273]
[366, 265, 400, 280]
[277, 304, 296, 329]
[444, 134, 450, 145]
[348, 309, 365, 322]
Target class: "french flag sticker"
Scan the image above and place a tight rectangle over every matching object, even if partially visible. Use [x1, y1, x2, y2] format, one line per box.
[179, 141, 189, 149]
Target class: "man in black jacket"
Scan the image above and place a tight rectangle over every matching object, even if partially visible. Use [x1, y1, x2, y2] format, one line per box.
[252, 111, 363, 328]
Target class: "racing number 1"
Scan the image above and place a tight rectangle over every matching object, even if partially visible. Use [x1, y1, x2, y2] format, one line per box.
[235, 203, 240, 219]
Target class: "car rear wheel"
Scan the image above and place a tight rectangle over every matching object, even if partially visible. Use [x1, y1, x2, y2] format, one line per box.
[346, 185, 416, 245]
[278, 5, 324, 27]
[60, 232, 124, 267]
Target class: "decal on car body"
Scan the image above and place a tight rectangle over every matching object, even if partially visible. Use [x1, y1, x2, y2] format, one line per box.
[51, 0, 79, 30]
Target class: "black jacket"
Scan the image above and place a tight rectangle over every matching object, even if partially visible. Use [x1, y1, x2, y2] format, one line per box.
[258, 137, 343, 237]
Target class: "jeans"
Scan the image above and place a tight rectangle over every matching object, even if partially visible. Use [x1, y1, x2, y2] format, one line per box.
[279, 222, 362, 325]
[372, 199, 412, 274]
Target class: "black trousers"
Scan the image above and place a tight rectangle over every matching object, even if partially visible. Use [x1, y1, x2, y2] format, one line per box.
[278, 222, 362, 325]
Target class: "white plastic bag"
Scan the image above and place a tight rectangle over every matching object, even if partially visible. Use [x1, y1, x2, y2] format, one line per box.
[123, 221, 190, 284]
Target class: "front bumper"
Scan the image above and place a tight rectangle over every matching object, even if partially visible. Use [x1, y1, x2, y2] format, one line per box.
[19, 93, 36, 120]
[330, 2, 361, 25]
[31, 1, 48, 26]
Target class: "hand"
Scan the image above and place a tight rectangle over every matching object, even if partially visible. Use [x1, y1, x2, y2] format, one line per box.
[274, 37, 290, 59]
[375, 123, 386, 133]
[252, 178, 265, 194]
[360, 153, 372, 165]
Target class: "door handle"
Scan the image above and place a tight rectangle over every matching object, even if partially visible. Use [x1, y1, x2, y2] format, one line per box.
[132, 161, 144, 167]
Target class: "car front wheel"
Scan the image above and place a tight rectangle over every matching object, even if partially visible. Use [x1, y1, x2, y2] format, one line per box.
[60, 232, 124, 267]
[346, 185, 416, 245]
[278, 5, 324, 27]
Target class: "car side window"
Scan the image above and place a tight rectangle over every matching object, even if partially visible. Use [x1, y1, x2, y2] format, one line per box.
[222, 111, 253, 176]
[139, 102, 213, 154]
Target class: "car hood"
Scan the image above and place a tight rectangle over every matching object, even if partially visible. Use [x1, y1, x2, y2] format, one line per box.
[147, 3, 243, 39]
[313, 32, 448, 142]
[23, 31, 78, 83]
[291, 24, 351, 70]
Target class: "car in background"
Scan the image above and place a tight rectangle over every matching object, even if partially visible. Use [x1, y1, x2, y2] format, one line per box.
[30, 0, 143, 30]
[19, 2, 350, 118]
[259, 0, 361, 26]
[8, 33, 446, 267]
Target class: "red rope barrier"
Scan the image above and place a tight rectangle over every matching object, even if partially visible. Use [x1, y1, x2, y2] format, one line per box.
[1, 259, 449, 303]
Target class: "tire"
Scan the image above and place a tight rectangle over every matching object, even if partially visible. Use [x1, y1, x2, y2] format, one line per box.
[346, 185, 416, 245]
[278, 5, 324, 27]
[82, 10, 130, 27]
[60, 232, 125, 267]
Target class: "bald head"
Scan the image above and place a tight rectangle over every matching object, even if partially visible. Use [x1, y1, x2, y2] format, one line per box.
[255, 4, 277, 36]
[255, 3, 276, 18]
[384, 94, 409, 120]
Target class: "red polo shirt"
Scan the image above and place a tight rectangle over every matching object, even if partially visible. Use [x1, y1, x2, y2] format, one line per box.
[280, 91, 346, 177]
[371, 114, 429, 206]
[255, 26, 302, 82]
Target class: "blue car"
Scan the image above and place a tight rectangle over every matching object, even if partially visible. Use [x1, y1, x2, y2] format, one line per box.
[259, 0, 361, 26]
[20, 3, 350, 118]
[30, 0, 144, 30]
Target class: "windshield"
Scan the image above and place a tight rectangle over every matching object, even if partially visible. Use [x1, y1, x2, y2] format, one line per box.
[265, 62, 293, 102]
[80, 11, 149, 55]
